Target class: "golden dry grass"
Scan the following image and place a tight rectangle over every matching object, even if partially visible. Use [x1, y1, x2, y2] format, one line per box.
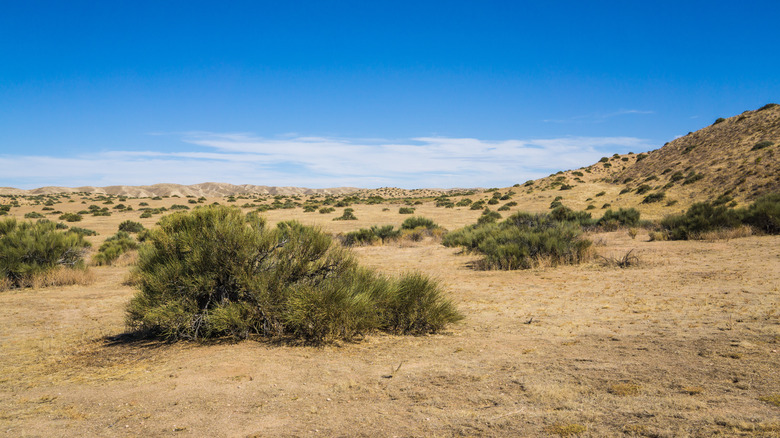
[0, 191, 779, 437]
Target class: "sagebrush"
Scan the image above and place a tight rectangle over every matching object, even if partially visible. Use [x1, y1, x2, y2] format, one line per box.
[126, 206, 461, 343]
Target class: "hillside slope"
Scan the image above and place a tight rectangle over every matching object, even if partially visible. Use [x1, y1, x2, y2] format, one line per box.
[525, 103, 779, 216]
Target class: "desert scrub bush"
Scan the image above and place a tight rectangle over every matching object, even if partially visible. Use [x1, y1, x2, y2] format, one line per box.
[118, 220, 145, 233]
[751, 140, 774, 151]
[683, 172, 704, 185]
[341, 225, 400, 246]
[401, 216, 439, 230]
[57, 212, 82, 222]
[642, 191, 666, 204]
[398, 207, 415, 214]
[443, 211, 592, 270]
[469, 200, 485, 210]
[743, 192, 780, 234]
[24, 212, 45, 219]
[0, 218, 90, 289]
[477, 209, 502, 224]
[635, 184, 652, 195]
[455, 198, 472, 207]
[550, 205, 593, 227]
[67, 226, 98, 237]
[92, 231, 138, 266]
[333, 208, 357, 221]
[318, 207, 335, 214]
[126, 206, 461, 342]
[598, 208, 640, 228]
[660, 201, 745, 240]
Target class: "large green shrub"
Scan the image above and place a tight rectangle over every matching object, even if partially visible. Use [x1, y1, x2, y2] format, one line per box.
[743, 193, 780, 234]
[126, 207, 460, 342]
[661, 202, 744, 240]
[443, 210, 591, 270]
[0, 218, 90, 288]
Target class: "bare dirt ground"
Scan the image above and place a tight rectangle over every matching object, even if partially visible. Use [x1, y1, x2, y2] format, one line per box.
[1, 197, 779, 437]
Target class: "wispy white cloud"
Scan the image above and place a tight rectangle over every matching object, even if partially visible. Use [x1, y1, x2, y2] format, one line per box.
[0, 134, 652, 189]
[543, 109, 654, 124]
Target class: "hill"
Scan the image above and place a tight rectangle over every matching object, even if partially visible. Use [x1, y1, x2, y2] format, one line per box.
[527, 103, 779, 215]
[0, 183, 362, 198]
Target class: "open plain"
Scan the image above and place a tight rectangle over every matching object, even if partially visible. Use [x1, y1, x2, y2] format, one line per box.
[1, 191, 779, 438]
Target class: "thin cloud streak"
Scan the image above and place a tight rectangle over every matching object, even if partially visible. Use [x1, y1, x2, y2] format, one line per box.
[543, 109, 654, 124]
[1, 134, 653, 189]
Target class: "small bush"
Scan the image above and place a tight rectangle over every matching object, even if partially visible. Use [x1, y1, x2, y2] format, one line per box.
[470, 200, 486, 210]
[635, 185, 652, 195]
[477, 209, 502, 224]
[401, 216, 439, 230]
[126, 206, 461, 342]
[92, 232, 138, 266]
[67, 227, 98, 237]
[683, 173, 704, 185]
[751, 140, 774, 151]
[713, 117, 726, 125]
[118, 220, 145, 233]
[333, 208, 357, 221]
[24, 212, 45, 219]
[319, 207, 335, 214]
[341, 225, 400, 246]
[601, 249, 640, 268]
[642, 192, 666, 204]
[398, 207, 415, 214]
[0, 218, 90, 289]
[598, 208, 640, 227]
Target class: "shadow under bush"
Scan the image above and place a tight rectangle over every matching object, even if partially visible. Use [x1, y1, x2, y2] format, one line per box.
[126, 206, 461, 343]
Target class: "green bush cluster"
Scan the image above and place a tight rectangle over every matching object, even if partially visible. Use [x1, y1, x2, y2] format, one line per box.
[443, 210, 592, 270]
[92, 231, 138, 266]
[126, 207, 461, 343]
[341, 225, 400, 246]
[59, 212, 83, 222]
[398, 207, 415, 214]
[0, 218, 90, 288]
[597, 208, 641, 228]
[333, 208, 357, 221]
[660, 193, 780, 239]
[118, 220, 145, 233]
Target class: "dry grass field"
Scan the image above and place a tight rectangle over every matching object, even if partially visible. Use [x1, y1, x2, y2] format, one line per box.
[1, 192, 779, 437]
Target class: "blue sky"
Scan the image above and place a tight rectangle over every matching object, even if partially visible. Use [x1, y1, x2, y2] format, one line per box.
[1, 1, 778, 189]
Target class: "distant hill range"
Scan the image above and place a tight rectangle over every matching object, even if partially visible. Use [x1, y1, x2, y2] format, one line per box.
[0, 183, 362, 198]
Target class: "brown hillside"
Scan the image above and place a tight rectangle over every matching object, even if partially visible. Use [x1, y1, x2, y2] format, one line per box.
[612, 104, 778, 203]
